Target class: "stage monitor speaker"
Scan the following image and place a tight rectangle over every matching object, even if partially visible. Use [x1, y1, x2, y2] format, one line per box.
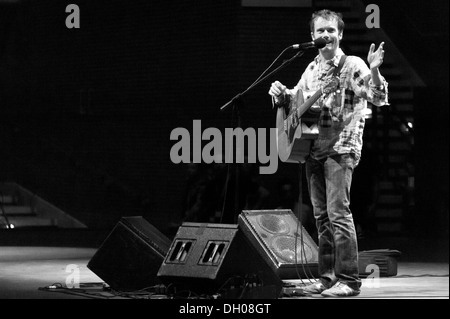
[238, 209, 319, 280]
[157, 222, 283, 298]
[87, 216, 172, 292]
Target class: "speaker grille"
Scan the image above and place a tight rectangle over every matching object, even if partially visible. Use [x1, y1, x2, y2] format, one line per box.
[258, 214, 290, 235]
[157, 222, 283, 297]
[270, 235, 315, 263]
[238, 209, 319, 279]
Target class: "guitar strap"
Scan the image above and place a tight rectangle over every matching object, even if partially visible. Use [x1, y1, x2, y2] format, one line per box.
[333, 54, 347, 77]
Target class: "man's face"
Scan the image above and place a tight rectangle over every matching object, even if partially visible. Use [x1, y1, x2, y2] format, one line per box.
[311, 17, 342, 55]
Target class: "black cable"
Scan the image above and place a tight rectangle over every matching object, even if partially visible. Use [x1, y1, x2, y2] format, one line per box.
[38, 282, 117, 299]
[39, 282, 171, 299]
[238, 281, 250, 299]
[393, 274, 449, 278]
[219, 110, 236, 224]
[294, 162, 316, 285]
[246, 46, 296, 93]
[220, 46, 302, 112]
[219, 47, 306, 222]
[0, 191, 12, 229]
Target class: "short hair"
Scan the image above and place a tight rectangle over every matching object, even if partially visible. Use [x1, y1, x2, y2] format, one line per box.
[309, 9, 345, 33]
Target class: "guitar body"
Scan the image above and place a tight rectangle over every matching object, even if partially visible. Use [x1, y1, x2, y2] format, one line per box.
[275, 76, 339, 164]
[276, 89, 320, 164]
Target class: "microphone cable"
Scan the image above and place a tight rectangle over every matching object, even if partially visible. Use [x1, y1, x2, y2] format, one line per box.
[0, 191, 12, 229]
[294, 162, 317, 285]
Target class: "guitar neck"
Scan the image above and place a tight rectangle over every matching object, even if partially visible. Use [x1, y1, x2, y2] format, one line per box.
[296, 88, 323, 118]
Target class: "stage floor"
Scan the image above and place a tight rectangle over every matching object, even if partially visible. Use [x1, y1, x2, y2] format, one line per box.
[0, 246, 448, 299]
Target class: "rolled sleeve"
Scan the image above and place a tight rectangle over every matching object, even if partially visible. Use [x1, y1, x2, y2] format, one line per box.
[368, 78, 389, 106]
[348, 57, 389, 107]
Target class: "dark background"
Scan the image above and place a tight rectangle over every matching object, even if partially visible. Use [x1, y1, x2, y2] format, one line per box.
[0, 0, 448, 249]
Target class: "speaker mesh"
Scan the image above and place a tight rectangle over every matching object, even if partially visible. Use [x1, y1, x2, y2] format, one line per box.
[238, 209, 319, 279]
[270, 235, 314, 263]
[157, 222, 283, 297]
[258, 214, 290, 235]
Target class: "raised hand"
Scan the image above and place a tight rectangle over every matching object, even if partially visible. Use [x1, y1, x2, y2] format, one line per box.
[367, 42, 385, 69]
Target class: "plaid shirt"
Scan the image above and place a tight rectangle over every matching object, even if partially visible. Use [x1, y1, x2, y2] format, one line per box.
[286, 48, 389, 165]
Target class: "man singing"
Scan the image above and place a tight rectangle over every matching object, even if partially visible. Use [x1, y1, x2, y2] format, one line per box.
[269, 9, 388, 297]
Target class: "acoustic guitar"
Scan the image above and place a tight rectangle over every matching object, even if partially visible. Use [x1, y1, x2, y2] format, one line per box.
[276, 77, 340, 163]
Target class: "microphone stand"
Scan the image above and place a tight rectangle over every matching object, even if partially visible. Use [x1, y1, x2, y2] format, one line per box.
[219, 48, 307, 224]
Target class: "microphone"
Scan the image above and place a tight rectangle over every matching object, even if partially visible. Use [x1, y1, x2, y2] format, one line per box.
[292, 38, 329, 50]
